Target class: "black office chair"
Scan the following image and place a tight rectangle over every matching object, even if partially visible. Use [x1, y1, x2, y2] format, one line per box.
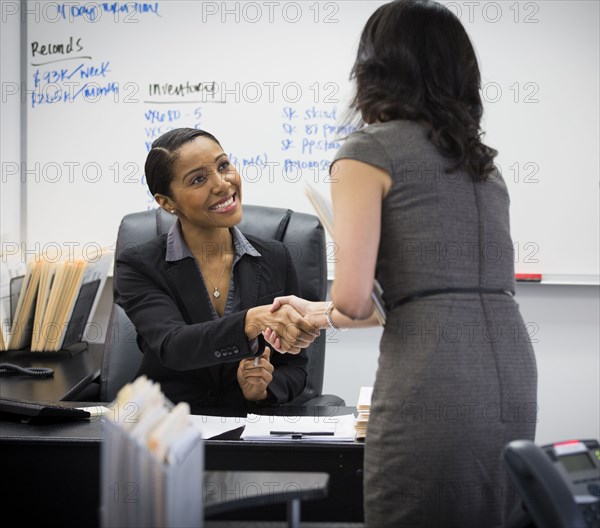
[76, 206, 344, 406]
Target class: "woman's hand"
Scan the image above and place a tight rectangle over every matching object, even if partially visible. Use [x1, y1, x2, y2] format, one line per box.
[270, 295, 328, 329]
[262, 326, 282, 352]
[245, 304, 320, 354]
[237, 346, 274, 401]
[270, 295, 313, 316]
[264, 296, 327, 351]
[264, 296, 380, 347]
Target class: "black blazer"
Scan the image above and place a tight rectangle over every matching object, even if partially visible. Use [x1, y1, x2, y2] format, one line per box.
[114, 232, 308, 411]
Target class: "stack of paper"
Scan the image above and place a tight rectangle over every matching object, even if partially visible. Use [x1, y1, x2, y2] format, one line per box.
[101, 376, 204, 528]
[6, 247, 112, 351]
[354, 386, 373, 441]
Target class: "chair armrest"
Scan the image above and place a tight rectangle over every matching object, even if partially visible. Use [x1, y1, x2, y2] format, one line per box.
[302, 394, 346, 407]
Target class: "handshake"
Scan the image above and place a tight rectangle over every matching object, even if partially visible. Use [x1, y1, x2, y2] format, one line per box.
[238, 295, 325, 402]
[244, 295, 326, 355]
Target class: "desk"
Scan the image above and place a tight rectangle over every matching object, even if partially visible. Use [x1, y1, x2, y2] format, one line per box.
[0, 406, 364, 526]
[0, 343, 103, 401]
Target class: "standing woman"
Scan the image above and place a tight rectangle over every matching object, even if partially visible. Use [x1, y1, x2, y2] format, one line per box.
[328, 1, 537, 526]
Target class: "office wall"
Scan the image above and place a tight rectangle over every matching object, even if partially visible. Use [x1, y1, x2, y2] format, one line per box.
[2, 2, 598, 447]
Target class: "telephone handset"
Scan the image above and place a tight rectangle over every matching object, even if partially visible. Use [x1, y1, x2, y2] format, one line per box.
[502, 439, 600, 528]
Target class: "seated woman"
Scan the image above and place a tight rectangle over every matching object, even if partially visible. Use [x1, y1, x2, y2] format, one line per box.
[114, 127, 319, 412]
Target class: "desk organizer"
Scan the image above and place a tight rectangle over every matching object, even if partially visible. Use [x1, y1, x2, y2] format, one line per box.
[100, 414, 204, 527]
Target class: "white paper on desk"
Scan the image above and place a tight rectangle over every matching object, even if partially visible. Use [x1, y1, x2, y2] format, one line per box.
[76, 405, 112, 417]
[188, 414, 247, 439]
[241, 414, 356, 441]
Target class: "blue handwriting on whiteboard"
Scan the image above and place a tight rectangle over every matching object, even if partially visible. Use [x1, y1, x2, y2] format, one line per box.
[56, 2, 161, 21]
[31, 82, 119, 108]
[282, 107, 298, 120]
[33, 61, 111, 88]
[228, 153, 270, 170]
[241, 153, 269, 168]
[283, 159, 331, 174]
[281, 139, 294, 151]
[145, 126, 174, 139]
[301, 138, 341, 155]
[144, 109, 182, 123]
[304, 106, 337, 120]
[322, 123, 358, 139]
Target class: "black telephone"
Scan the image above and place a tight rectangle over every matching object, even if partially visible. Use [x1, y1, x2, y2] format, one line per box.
[502, 438, 600, 528]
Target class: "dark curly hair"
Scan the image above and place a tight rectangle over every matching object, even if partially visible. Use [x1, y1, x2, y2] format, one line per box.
[349, 0, 497, 181]
[144, 128, 221, 198]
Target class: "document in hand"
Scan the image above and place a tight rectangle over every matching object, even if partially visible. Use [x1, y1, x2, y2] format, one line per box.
[305, 182, 387, 325]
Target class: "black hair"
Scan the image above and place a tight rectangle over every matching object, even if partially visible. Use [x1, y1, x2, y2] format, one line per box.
[348, 0, 497, 181]
[144, 128, 221, 198]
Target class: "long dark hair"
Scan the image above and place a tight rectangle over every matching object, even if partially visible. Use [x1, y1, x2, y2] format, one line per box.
[144, 128, 221, 198]
[349, 0, 497, 181]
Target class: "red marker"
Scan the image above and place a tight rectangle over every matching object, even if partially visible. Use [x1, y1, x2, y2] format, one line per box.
[515, 273, 542, 282]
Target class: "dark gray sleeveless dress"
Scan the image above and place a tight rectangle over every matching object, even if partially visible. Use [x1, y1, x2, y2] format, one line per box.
[332, 120, 537, 528]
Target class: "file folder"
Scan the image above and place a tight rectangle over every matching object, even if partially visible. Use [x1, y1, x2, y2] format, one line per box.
[100, 415, 204, 528]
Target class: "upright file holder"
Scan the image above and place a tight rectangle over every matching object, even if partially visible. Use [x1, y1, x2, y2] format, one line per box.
[60, 279, 100, 351]
[100, 417, 204, 528]
[8, 276, 100, 355]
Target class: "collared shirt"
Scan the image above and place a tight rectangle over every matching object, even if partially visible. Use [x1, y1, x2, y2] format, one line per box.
[166, 220, 261, 320]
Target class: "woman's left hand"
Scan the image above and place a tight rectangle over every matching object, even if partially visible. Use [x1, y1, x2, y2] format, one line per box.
[237, 346, 274, 401]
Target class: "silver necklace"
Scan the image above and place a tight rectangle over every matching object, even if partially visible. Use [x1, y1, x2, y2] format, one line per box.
[201, 258, 228, 298]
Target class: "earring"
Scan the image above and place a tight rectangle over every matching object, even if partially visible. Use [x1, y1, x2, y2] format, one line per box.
[170, 209, 175, 214]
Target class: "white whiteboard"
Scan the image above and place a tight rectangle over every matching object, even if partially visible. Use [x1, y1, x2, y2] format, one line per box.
[24, 1, 599, 283]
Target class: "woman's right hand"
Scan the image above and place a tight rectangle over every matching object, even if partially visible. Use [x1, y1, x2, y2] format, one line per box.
[262, 296, 328, 352]
[270, 295, 327, 331]
[244, 304, 320, 354]
[269, 295, 311, 316]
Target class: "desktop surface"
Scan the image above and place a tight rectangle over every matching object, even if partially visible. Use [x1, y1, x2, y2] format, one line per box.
[0, 405, 364, 526]
[0, 343, 103, 401]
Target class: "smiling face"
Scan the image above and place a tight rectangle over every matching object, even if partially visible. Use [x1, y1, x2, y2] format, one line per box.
[156, 135, 242, 231]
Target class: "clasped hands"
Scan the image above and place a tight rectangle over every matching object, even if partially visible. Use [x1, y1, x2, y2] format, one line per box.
[239, 295, 319, 401]
[263, 295, 323, 354]
[245, 295, 322, 355]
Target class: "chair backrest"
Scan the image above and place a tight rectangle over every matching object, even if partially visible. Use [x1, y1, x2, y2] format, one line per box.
[101, 205, 334, 404]
[99, 303, 139, 402]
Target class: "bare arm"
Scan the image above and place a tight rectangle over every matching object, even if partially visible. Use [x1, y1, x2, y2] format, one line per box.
[329, 158, 391, 319]
[268, 296, 381, 333]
